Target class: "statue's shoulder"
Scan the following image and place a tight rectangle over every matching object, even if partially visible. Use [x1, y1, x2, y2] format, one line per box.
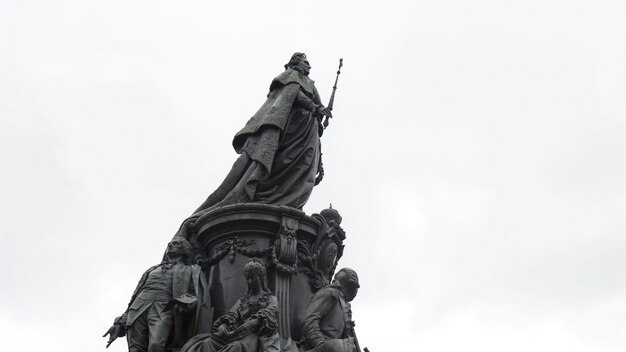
[314, 285, 340, 301]
[266, 293, 279, 303]
[145, 264, 161, 273]
[272, 69, 297, 84]
[271, 69, 316, 96]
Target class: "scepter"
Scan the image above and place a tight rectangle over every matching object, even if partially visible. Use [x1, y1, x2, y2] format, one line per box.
[323, 58, 343, 129]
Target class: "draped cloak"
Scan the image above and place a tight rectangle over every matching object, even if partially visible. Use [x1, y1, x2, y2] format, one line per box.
[192, 68, 322, 216]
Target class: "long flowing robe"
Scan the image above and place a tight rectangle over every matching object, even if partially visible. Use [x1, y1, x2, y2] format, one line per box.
[193, 68, 323, 216]
[181, 292, 281, 352]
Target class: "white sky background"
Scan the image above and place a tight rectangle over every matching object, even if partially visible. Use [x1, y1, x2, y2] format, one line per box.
[1, 0, 626, 351]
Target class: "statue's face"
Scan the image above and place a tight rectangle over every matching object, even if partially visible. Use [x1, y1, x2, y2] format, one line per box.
[343, 281, 359, 302]
[321, 243, 338, 275]
[296, 58, 311, 76]
[245, 272, 262, 292]
[166, 238, 186, 258]
[336, 269, 360, 302]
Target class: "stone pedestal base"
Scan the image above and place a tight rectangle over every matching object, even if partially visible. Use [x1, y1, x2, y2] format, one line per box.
[187, 204, 345, 344]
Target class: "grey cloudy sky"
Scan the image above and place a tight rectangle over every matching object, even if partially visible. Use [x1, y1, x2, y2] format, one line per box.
[1, 1, 625, 351]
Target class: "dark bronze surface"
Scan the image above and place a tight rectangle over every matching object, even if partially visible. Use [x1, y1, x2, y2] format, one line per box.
[105, 54, 366, 352]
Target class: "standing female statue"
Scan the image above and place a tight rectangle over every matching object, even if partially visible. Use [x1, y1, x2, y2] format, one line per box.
[177, 52, 333, 238]
[180, 258, 281, 352]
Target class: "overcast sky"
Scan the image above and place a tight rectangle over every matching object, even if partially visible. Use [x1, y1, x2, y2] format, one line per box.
[1, 1, 626, 351]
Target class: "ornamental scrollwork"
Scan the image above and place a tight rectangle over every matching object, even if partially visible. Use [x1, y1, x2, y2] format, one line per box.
[197, 236, 272, 268]
[297, 207, 346, 291]
[269, 216, 299, 275]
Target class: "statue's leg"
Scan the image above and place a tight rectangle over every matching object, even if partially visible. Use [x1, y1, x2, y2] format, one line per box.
[126, 313, 149, 352]
[146, 306, 174, 352]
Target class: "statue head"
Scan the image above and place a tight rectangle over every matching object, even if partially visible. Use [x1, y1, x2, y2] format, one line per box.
[320, 242, 339, 277]
[284, 52, 310, 76]
[164, 236, 193, 263]
[243, 258, 269, 293]
[332, 267, 360, 302]
[321, 204, 342, 225]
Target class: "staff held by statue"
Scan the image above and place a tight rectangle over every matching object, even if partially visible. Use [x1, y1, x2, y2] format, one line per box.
[323, 58, 343, 129]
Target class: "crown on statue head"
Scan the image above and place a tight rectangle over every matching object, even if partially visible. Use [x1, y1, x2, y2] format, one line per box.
[320, 204, 342, 225]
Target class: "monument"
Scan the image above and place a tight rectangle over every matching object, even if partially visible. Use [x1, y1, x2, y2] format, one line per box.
[105, 53, 368, 352]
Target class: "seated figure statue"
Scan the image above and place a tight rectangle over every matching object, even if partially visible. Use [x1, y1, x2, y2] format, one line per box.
[301, 268, 360, 352]
[181, 258, 281, 352]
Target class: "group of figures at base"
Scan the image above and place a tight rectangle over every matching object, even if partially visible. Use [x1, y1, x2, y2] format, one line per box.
[104, 237, 361, 352]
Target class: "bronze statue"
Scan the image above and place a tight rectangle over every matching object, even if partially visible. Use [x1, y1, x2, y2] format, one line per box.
[103, 237, 210, 352]
[301, 268, 360, 352]
[180, 258, 281, 352]
[177, 52, 333, 239]
[101, 54, 373, 352]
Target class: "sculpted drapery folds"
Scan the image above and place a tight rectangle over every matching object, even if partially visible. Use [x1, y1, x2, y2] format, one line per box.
[181, 258, 281, 352]
[103, 237, 211, 352]
[177, 53, 332, 239]
[302, 268, 360, 352]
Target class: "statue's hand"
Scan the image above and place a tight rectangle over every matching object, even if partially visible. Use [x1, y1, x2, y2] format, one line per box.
[240, 318, 260, 333]
[102, 324, 124, 348]
[317, 106, 333, 118]
[215, 324, 229, 337]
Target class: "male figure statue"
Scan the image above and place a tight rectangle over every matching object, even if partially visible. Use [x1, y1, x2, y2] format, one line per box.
[103, 237, 210, 352]
[301, 268, 360, 352]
